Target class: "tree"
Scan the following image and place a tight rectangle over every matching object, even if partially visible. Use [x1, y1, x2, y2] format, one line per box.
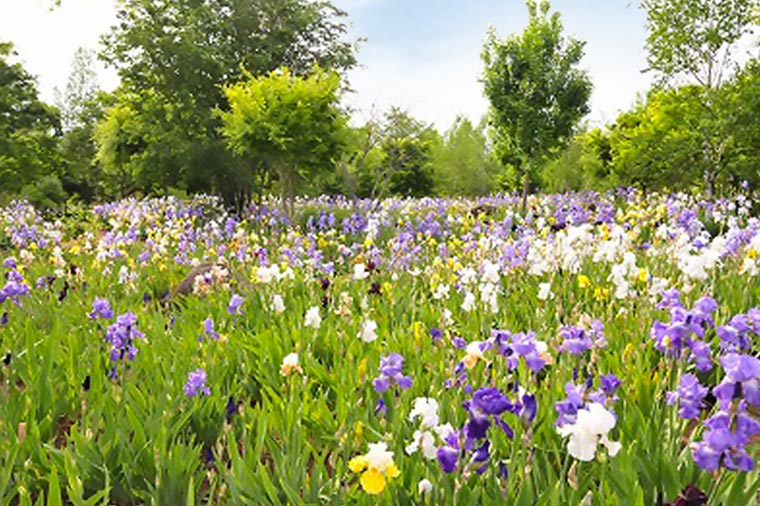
[56, 47, 100, 132]
[333, 120, 386, 200]
[55, 48, 107, 202]
[540, 128, 615, 192]
[722, 58, 760, 189]
[219, 67, 348, 216]
[359, 108, 439, 199]
[99, 0, 357, 209]
[642, 0, 759, 195]
[94, 87, 193, 199]
[607, 87, 706, 191]
[432, 116, 498, 196]
[0, 42, 61, 197]
[93, 94, 146, 198]
[481, 0, 592, 211]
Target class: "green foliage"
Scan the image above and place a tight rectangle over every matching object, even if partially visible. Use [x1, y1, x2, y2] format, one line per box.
[101, 0, 356, 109]
[381, 109, 439, 198]
[540, 128, 615, 193]
[0, 42, 61, 197]
[608, 88, 706, 191]
[323, 123, 382, 198]
[1, 193, 759, 504]
[20, 0, 760, 204]
[56, 50, 108, 203]
[482, 0, 592, 202]
[93, 93, 147, 198]
[432, 116, 499, 196]
[641, 0, 759, 194]
[56, 48, 100, 133]
[365, 108, 439, 198]
[576, 69, 760, 193]
[724, 58, 760, 189]
[97, 0, 357, 209]
[642, 0, 757, 88]
[220, 67, 348, 208]
[21, 175, 67, 212]
[384, 137, 436, 198]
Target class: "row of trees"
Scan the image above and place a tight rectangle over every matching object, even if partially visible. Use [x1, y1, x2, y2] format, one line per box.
[542, 0, 760, 194]
[1, 0, 500, 211]
[1, 0, 758, 212]
[545, 67, 760, 194]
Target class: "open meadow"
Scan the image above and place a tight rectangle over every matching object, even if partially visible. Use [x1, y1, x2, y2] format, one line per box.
[1, 190, 759, 504]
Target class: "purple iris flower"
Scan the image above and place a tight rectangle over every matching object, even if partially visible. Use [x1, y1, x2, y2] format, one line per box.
[712, 353, 760, 408]
[201, 317, 220, 341]
[689, 341, 713, 372]
[202, 445, 215, 468]
[227, 294, 244, 316]
[693, 296, 718, 316]
[717, 309, 760, 353]
[589, 319, 607, 347]
[437, 431, 460, 474]
[89, 298, 114, 320]
[225, 396, 237, 420]
[104, 311, 144, 363]
[35, 275, 55, 289]
[558, 325, 593, 355]
[471, 387, 512, 416]
[666, 374, 708, 419]
[519, 393, 538, 426]
[374, 398, 388, 417]
[498, 461, 509, 480]
[651, 297, 718, 370]
[5, 269, 24, 283]
[692, 407, 760, 472]
[184, 368, 211, 397]
[464, 387, 518, 442]
[0, 280, 30, 306]
[472, 440, 490, 474]
[555, 381, 586, 426]
[492, 330, 546, 372]
[372, 353, 412, 393]
[600, 374, 622, 395]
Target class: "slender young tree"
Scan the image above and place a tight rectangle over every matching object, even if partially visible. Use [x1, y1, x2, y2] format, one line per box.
[481, 0, 592, 211]
[56, 47, 100, 132]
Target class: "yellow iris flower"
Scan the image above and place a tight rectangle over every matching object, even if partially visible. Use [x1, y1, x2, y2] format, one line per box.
[349, 442, 400, 495]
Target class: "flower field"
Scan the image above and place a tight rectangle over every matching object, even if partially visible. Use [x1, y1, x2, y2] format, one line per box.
[1, 189, 759, 505]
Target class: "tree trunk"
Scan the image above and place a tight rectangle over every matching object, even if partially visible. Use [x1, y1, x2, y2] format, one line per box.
[520, 164, 530, 215]
[278, 163, 295, 222]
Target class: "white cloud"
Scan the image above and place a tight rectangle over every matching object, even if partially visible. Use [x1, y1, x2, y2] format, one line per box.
[0, 0, 119, 101]
[343, 45, 488, 131]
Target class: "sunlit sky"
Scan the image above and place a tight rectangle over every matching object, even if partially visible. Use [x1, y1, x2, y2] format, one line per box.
[0, 0, 656, 130]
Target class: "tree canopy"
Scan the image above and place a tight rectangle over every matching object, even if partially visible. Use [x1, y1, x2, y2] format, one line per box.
[482, 0, 592, 208]
[642, 0, 759, 194]
[6, 0, 760, 207]
[95, 0, 357, 209]
[0, 42, 61, 196]
[220, 67, 348, 213]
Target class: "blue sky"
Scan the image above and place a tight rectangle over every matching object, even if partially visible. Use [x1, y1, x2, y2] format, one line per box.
[333, 0, 653, 129]
[1, 0, 654, 130]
